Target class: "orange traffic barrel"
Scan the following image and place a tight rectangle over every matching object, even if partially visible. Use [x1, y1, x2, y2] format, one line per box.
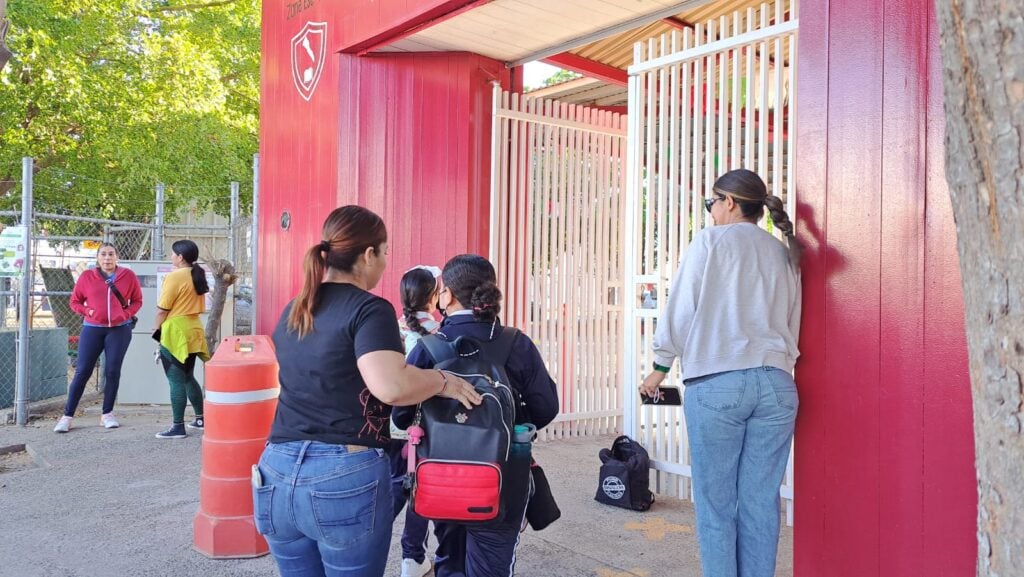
[193, 335, 278, 559]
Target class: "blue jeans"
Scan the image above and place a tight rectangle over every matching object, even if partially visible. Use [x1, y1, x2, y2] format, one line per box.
[65, 323, 132, 416]
[253, 441, 393, 577]
[684, 367, 798, 577]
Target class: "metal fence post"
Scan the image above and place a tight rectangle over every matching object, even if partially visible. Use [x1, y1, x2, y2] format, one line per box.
[251, 154, 259, 334]
[154, 183, 165, 259]
[16, 157, 33, 426]
[229, 181, 239, 266]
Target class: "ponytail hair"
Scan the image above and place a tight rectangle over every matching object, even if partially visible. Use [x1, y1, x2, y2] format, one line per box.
[171, 240, 209, 295]
[287, 205, 387, 338]
[713, 168, 802, 268]
[400, 267, 438, 336]
[763, 195, 802, 267]
[442, 254, 502, 323]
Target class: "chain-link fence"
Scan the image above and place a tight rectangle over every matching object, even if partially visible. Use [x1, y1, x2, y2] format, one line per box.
[1, 156, 259, 425]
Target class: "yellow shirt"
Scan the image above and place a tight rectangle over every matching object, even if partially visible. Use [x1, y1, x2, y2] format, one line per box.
[158, 267, 209, 363]
[158, 267, 205, 318]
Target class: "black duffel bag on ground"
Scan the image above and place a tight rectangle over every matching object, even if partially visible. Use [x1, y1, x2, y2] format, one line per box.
[594, 435, 655, 511]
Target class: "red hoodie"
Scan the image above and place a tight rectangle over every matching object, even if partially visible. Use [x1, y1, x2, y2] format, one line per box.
[70, 267, 144, 327]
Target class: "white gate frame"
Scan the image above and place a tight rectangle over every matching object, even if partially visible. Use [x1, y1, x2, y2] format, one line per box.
[623, 1, 798, 524]
[489, 85, 628, 440]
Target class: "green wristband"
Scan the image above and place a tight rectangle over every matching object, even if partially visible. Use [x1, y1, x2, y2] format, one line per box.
[653, 362, 671, 374]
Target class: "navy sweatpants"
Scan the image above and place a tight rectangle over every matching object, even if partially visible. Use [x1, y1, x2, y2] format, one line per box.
[431, 456, 533, 577]
[388, 440, 432, 564]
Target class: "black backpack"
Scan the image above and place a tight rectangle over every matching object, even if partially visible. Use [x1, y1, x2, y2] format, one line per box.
[409, 327, 526, 525]
[595, 435, 655, 511]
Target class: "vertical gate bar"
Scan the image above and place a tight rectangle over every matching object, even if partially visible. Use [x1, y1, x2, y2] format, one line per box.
[597, 114, 610, 436]
[758, 4, 770, 179]
[731, 11, 743, 170]
[613, 114, 626, 434]
[251, 153, 260, 331]
[705, 18, 718, 228]
[489, 84, 502, 262]
[656, 31, 670, 465]
[681, 28, 694, 255]
[787, 13, 798, 224]
[567, 106, 582, 439]
[529, 97, 542, 339]
[623, 41, 643, 440]
[582, 107, 595, 437]
[772, 0, 785, 201]
[507, 93, 521, 325]
[497, 91, 510, 308]
[718, 15, 729, 178]
[554, 102, 569, 439]
[667, 29, 682, 492]
[540, 100, 554, 437]
[692, 23, 705, 238]
[515, 98, 529, 331]
[745, 8, 756, 170]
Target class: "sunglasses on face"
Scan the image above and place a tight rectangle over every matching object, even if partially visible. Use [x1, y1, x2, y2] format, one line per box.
[703, 194, 726, 213]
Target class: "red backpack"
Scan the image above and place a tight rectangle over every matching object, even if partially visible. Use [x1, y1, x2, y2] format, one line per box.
[407, 328, 522, 524]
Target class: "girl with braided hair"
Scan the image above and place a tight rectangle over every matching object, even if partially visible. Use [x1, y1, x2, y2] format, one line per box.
[391, 264, 441, 577]
[639, 168, 802, 577]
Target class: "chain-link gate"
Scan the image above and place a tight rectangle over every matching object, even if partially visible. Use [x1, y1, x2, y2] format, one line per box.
[1, 156, 259, 425]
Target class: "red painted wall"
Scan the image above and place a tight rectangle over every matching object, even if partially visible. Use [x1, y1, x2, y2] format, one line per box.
[259, 2, 506, 333]
[335, 52, 508, 310]
[794, 0, 976, 575]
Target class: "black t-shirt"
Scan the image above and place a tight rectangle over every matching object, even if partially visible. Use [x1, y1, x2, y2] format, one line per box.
[269, 283, 404, 448]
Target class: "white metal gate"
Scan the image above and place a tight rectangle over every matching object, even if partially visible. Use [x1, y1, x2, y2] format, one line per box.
[489, 86, 627, 439]
[623, 1, 798, 522]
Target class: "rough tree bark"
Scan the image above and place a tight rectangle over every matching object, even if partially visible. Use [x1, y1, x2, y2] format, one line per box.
[0, 0, 12, 73]
[935, 1, 1024, 575]
[204, 259, 237, 355]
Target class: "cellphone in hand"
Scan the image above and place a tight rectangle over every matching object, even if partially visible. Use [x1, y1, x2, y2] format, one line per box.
[640, 386, 682, 405]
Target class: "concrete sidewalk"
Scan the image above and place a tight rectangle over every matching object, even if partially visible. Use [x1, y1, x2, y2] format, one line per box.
[0, 404, 792, 577]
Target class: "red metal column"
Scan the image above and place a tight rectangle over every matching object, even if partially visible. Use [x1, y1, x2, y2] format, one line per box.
[794, 0, 976, 575]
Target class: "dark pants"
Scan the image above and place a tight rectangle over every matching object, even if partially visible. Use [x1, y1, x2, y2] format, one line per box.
[65, 324, 132, 416]
[432, 453, 532, 577]
[159, 346, 204, 424]
[388, 440, 431, 564]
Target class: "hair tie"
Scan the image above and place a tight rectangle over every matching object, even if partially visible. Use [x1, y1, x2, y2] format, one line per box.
[473, 303, 496, 312]
[319, 240, 331, 253]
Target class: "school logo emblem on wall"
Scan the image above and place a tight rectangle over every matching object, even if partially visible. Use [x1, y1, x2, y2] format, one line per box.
[290, 21, 327, 102]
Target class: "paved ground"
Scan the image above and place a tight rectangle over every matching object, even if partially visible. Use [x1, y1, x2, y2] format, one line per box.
[0, 403, 792, 577]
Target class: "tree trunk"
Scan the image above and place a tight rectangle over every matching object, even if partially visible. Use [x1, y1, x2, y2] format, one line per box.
[0, 0, 11, 73]
[204, 259, 237, 355]
[935, 1, 1024, 575]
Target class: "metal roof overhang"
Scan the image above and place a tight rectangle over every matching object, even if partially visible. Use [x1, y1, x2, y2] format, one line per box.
[368, 0, 792, 108]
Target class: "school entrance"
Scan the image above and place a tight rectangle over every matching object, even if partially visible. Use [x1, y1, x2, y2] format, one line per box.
[488, 0, 798, 521]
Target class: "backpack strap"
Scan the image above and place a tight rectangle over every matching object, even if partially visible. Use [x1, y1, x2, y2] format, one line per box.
[419, 334, 457, 365]
[484, 326, 519, 366]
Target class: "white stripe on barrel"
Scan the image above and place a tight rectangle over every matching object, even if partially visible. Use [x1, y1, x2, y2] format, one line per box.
[205, 387, 280, 405]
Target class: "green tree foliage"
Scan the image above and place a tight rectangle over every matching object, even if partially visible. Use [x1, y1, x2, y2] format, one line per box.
[0, 0, 258, 231]
[542, 68, 581, 87]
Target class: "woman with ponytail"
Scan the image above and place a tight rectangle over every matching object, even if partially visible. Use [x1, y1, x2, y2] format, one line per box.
[254, 206, 480, 577]
[639, 168, 802, 577]
[153, 239, 210, 439]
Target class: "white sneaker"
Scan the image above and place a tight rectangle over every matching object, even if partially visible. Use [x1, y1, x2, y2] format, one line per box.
[400, 557, 432, 577]
[101, 413, 120, 429]
[53, 416, 73, 433]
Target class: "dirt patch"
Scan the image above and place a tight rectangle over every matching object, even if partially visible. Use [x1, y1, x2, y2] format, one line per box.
[0, 445, 38, 474]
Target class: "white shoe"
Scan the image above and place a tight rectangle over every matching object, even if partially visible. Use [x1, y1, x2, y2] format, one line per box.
[53, 416, 73, 433]
[101, 413, 120, 429]
[400, 557, 432, 577]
